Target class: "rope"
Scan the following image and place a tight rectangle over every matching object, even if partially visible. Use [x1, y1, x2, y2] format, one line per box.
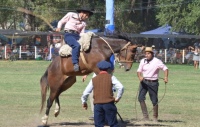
[80, 52, 90, 69]
[134, 77, 167, 123]
[99, 37, 115, 54]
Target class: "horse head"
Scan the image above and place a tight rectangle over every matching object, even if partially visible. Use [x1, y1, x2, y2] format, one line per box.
[117, 43, 137, 71]
[96, 35, 137, 71]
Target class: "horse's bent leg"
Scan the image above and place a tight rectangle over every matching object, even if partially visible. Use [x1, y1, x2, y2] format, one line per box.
[54, 97, 60, 117]
[42, 91, 58, 125]
[53, 76, 76, 117]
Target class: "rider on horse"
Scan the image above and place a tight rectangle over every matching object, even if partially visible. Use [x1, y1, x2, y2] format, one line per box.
[56, 7, 93, 71]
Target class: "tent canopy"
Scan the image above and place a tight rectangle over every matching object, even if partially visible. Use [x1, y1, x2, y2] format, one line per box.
[140, 24, 178, 35]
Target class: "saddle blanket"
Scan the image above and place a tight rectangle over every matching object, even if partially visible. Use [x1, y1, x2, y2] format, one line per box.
[59, 32, 95, 56]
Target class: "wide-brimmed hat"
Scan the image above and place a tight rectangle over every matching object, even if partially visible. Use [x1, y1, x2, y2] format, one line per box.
[76, 8, 93, 16]
[145, 47, 153, 53]
[97, 61, 111, 70]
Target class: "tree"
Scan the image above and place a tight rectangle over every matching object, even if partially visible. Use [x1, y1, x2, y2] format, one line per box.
[156, 0, 200, 34]
[0, 0, 158, 34]
[0, 0, 22, 29]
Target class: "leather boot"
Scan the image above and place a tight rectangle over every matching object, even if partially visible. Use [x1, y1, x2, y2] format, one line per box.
[140, 101, 149, 121]
[153, 105, 158, 122]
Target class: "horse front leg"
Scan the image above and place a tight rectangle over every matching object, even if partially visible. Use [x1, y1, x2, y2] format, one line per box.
[42, 92, 57, 125]
[54, 97, 60, 117]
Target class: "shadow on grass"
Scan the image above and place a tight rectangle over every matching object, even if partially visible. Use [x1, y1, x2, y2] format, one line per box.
[158, 119, 185, 123]
[118, 120, 172, 127]
[38, 122, 94, 127]
[37, 118, 184, 127]
[118, 118, 185, 127]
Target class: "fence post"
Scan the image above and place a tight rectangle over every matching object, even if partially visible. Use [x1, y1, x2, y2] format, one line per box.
[4, 45, 7, 59]
[164, 49, 167, 63]
[19, 46, 22, 59]
[182, 49, 185, 64]
[49, 44, 52, 60]
[34, 46, 37, 59]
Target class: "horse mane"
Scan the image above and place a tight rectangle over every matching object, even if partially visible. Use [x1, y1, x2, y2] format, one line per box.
[93, 33, 131, 42]
[95, 31, 132, 42]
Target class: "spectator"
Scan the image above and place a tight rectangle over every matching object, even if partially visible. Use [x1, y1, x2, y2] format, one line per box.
[189, 41, 200, 69]
[152, 45, 158, 56]
[176, 49, 182, 64]
[156, 49, 165, 62]
[167, 48, 175, 62]
[6, 44, 12, 60]
[135, 46, 145, 62]
[185, 48, 193, 65]
[43, 45, 49, 60]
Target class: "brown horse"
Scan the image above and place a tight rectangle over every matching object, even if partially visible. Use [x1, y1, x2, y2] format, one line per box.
[40, 35, 138, 125]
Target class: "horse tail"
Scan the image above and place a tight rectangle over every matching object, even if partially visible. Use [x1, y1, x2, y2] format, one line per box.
[40, 69, 49, 113]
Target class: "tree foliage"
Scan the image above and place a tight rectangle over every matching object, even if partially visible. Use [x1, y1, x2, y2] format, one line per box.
[0, 0, 158, 33]
[156, 0, 200, 34]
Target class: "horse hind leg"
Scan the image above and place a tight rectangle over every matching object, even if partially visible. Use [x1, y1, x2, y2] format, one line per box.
[53, 76, 76, 118]
[54, 97, 60, 117]
[42, 91, 58, 125]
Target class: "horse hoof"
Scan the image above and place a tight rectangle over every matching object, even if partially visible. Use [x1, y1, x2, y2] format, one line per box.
[54, 110, 60, 117]
[41, 115, 48, 125]
[42, 120, 47, 125]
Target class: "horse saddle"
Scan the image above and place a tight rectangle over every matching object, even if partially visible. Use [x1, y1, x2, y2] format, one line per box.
[59, 32, 95, 57]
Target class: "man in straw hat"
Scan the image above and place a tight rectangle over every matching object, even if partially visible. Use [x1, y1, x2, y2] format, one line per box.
[136, 47, 169, 122]
[81, 60, 124, 127]
[56, 7, 93, 71]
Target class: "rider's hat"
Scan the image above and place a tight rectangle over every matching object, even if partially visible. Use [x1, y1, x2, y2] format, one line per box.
[76, 7, 93, 16]
[145, 47, 153, 53]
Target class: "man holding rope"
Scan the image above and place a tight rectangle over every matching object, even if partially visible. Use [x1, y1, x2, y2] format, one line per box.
[137, 47, 168, 122]
[56, 8, 93, 71]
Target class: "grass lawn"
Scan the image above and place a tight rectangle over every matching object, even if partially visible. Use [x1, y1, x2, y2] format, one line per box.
[0, 60, 199, 127]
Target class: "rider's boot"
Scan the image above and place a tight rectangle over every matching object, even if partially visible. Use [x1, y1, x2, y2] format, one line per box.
[140, 101, 149, 121]
[153, 105, 158, 122]
[73, 63, 79, 72]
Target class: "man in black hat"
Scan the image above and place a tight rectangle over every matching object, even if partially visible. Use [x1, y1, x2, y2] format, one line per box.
[56, 8, 93, 71]
[81, 60, 124, 127]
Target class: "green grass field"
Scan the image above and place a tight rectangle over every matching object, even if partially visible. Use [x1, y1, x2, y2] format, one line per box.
[0, 61, 199, 127]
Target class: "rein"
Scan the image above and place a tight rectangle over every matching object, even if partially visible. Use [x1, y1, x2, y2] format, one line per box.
[118, 42, 134, 63]
[99, 37, 133, 63]
[80, 36, 133, 69]
[79, 36, 116, 70]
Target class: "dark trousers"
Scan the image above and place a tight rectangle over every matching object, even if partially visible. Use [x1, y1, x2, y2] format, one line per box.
[64, 33, 80, 64]
[94, 102, 118, 127]
[138, 80, 159, 106]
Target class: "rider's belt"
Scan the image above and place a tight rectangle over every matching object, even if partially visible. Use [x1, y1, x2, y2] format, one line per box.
[64, 29, 79, 34]
[144, 79, 158, 82]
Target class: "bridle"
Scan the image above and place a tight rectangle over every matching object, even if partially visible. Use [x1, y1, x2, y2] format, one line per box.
[99, 37, 135, 63]
[118, 42, 135, 63]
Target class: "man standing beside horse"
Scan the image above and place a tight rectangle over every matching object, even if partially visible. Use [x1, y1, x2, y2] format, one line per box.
[56, 8, 93, 71]
[81, 60, 124, 127]
[137, 47, 169, 122]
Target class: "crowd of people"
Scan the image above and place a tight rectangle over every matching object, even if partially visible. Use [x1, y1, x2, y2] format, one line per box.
[134, 43, 200, 69]
[1, 41, 199, 71]
[0, 43, 60, 61]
